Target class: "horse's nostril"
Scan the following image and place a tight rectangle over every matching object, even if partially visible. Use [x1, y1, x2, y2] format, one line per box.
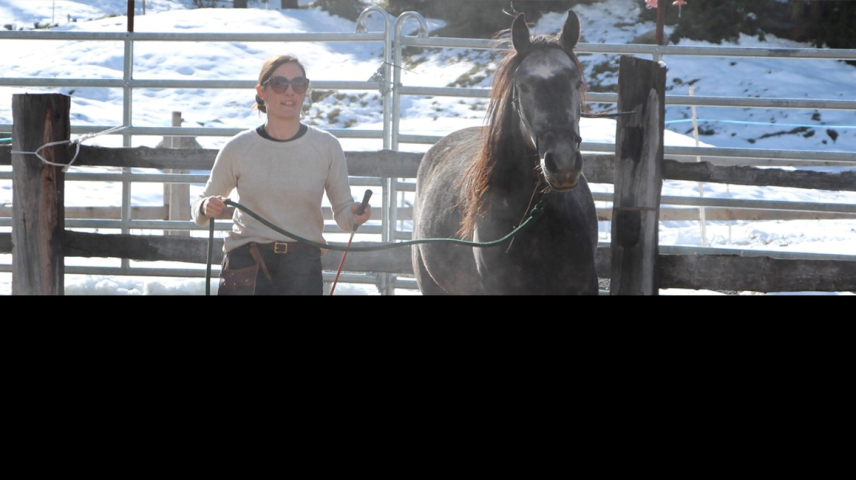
[544, 151, 556, 173]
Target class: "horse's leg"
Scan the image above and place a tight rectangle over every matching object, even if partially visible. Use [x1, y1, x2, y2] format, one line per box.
[412, 246, 448, 295]
[412, 127, 486, 295]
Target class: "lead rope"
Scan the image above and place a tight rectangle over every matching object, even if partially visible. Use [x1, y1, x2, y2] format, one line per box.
[507, 179, 542, 253]
[204, 195, 550, 295]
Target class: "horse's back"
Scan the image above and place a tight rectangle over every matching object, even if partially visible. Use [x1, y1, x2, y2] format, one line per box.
[417, 127, 483, 185]
[412, 127, 487, 294]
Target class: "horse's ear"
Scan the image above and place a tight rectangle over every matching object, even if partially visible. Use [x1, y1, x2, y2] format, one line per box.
[511, 13, 532, 56]
[559, 9, 581, 51]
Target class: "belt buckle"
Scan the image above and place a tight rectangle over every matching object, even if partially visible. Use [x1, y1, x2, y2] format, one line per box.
[273, 242, 288, 254]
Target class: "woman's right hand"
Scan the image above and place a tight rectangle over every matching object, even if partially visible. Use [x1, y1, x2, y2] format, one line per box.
[203, 195, 229, 218]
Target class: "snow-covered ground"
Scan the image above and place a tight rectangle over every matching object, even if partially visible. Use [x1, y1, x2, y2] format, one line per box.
[1, 0, 853, 295]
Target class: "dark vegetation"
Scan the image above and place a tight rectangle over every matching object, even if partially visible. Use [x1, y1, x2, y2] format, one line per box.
[636, 0, 856, 51]
[197, 0, 856, 51]
[306, 0, 856, 52]
[384, 0, 606, 38]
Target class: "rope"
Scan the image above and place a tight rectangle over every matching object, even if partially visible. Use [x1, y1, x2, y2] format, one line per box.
[203, 195, 550, 295]
[507, 180, 542, 253]
[226, 197, 547, 251]
[9, 125, 126, 172]
[582, 111, 635, 118]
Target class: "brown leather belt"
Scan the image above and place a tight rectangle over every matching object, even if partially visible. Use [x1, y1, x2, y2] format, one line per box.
[255, 241, 319, 254]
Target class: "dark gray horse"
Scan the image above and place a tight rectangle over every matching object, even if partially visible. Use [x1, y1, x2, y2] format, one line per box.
[411, 10, 599, 295]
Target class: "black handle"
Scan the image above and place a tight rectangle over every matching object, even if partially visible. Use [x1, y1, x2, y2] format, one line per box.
[357, 189, 372, 215]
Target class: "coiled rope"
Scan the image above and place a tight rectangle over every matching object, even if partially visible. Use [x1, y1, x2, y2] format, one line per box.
[9, 126, 127, 172]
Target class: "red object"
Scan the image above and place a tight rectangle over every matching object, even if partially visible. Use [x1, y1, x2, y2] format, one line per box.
[329, 233, 356, 295]
[329, 190, 372, 295]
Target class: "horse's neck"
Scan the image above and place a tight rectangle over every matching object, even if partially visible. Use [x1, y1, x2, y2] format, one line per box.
[484, 129, 541, 221]
[490, 126, 539, 195]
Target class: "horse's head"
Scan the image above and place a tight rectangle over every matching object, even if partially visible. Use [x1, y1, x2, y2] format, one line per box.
[511, 10, 584, 192]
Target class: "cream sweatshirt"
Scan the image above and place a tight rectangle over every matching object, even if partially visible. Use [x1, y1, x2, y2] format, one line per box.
[191, 126, 356, 254]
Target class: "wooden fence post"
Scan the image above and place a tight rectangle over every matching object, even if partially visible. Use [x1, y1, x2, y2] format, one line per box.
[164, 111, 190, 236]
[11, 93, 69, 295]
[610, 56, 666, 295]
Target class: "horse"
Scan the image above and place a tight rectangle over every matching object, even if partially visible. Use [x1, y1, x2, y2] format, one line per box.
[411, 9, 599, 295]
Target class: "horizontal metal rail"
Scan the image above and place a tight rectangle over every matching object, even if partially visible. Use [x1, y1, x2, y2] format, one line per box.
[131, 126, 384, 139]
[401, 36, 505, 50]
[0, 171, 384, 185]
[591, 192, 856, 215]
[0, 78, 381, 90]
[387, 138, 856, 166]
[47, 218, 386, 235]
[578, 43, 856, 60]
[401, 36, 856, 61]
[0, 125, 384, 141]
[399, 86, 490, 98]
[0, 216, 386, 233]
[393, 88, 856, 111]
[586, 143, 856, 164]
[0, 31, 386, 42]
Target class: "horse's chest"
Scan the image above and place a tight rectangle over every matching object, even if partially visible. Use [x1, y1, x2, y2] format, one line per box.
[475, 217, 565, 268]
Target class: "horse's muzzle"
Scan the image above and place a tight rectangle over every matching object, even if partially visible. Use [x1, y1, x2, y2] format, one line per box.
[541, 148, 582, 192]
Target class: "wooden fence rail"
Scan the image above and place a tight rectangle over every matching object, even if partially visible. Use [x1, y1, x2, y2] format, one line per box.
[4, 143, 855, 293]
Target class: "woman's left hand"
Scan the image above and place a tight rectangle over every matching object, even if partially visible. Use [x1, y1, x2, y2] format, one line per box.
[351, 201, 371, 227]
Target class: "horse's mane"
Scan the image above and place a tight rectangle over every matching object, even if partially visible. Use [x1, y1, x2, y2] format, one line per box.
[457, 33, 588, 239]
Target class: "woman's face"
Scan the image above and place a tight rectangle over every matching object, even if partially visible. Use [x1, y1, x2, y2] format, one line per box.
[256, 61, 307, 121]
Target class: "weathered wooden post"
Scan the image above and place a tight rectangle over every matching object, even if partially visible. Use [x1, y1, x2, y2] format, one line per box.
[11, 93, 69, 295]
[164, 111, 190, 236]
[610, 56, 666, 295]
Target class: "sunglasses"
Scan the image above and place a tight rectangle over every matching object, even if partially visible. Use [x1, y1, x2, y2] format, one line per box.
[262, 76, 310, 94]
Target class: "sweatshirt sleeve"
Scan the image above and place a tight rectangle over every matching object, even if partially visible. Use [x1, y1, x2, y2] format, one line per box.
[191, 141, 238, 226]
[324, 136, 357, 232]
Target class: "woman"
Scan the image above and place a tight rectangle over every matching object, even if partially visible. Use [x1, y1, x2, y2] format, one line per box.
[192, 54, 371, 295]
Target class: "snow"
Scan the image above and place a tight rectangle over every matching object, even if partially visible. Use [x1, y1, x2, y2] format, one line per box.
[1, 0, 853, 295]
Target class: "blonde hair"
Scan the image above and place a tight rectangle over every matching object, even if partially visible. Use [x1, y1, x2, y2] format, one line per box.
[253, 54, 308, 113]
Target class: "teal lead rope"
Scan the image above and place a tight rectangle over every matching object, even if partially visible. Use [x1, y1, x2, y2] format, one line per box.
[203, 195, 550, 295]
